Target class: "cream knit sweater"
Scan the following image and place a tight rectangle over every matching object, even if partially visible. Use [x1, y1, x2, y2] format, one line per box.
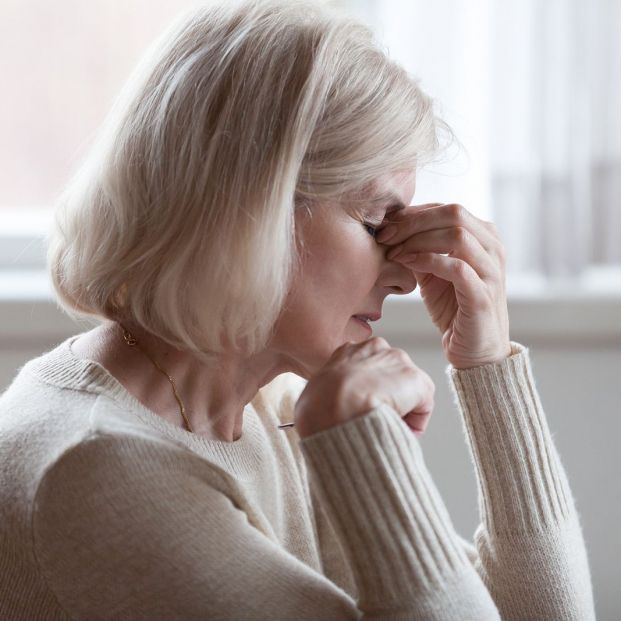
[0, 336, 595, 620]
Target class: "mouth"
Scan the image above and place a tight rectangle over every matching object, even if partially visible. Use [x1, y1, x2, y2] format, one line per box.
[352, 312, 382, 322]
[351, 314, 379, 333]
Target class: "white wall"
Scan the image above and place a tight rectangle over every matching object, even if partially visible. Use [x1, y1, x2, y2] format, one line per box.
[1, 296, 620, 620]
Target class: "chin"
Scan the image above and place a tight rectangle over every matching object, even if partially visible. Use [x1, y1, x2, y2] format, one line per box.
[292, 341, 344, 379]
[285, 324, 369, 380]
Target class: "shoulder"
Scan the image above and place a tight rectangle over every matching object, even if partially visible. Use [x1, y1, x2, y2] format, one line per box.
[35, 430, 230, 502]
[30, 430, 237, 559]
[29, 431, 255, 618]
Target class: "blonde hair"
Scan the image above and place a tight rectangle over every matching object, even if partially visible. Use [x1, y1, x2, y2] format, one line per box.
[48, 0, 447, 360]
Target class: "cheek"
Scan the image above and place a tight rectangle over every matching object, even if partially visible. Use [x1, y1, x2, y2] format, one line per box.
[278, 277, 356, 339]
[311, 257, 372, 307]
[286, 228, 378, 320]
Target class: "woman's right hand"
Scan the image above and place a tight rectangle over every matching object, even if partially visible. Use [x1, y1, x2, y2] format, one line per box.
[294, 337, 435, 439]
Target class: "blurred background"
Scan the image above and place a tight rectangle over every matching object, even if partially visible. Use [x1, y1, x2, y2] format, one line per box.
[0, 0, 619, 618]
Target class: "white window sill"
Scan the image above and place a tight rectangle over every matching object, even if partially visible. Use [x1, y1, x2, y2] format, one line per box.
[1, 268, 620, 346]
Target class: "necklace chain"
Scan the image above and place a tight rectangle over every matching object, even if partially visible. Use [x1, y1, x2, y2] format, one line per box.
[118, 323, 295, 433]
[120, 324, 194, 433]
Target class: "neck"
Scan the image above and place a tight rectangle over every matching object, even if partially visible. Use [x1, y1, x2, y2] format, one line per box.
[71, 321, 295, 442]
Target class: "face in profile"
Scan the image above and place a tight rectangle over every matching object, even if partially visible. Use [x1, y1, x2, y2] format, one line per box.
[269, 169, 418, 379]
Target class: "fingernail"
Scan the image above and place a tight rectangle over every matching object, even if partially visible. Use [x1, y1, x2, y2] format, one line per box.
[376, 224, 397, 242]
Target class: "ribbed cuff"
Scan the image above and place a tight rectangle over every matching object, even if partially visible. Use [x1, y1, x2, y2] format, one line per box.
[299, 403, 474, 607]
[446, 341, 577, 536]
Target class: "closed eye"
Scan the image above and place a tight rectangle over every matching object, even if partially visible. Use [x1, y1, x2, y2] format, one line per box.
[363, 222, 379, 238]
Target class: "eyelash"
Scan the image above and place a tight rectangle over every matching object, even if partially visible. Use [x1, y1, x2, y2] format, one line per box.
[363, 222, 379, 238]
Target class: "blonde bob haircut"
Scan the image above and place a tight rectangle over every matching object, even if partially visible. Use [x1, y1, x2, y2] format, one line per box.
[48, 0, 448, 360]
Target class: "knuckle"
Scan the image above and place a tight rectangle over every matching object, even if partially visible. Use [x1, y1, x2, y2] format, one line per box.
[448, 203, 466, 221]
[452, 226, 469, 244]
[394, 348, 411, 364]
[485, 220, 499, 234]
[369, 336, 389, 349]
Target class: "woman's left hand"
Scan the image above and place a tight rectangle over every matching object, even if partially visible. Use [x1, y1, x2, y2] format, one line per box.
[376, 203, 512, 370]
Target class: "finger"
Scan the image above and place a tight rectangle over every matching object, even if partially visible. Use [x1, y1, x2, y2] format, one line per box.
[402, 411, 431, 435]
[356, 336, 391, 353]
[336, 336, 388, 352]
[377, 203, 501, 256]
[403, 368, 435, 418]
[397, 253, 490, 311]
[331, 337, 389, 365]
[386, 226, 500, 281]
[377, 203, 441, 234]
[376, 203, 443, 242]
[382, 202, 443, 223]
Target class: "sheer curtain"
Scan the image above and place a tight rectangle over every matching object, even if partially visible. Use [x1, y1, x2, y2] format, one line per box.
[340, 0, 621, 291]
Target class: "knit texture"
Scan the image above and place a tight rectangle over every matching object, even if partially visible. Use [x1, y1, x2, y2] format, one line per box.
[0, 337, 595, 619]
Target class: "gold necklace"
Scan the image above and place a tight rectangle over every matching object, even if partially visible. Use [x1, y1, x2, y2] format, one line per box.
[120, 324, 194, 433]
[118, 323, 295, 433]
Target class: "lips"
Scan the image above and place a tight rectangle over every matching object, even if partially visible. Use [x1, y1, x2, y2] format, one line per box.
[352, 312, 381, 322]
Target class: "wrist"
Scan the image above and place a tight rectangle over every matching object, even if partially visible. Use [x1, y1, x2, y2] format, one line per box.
[451, 343, 514, 370]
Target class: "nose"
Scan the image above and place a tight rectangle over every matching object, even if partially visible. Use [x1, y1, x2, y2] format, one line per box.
[379, 256, 418, 295]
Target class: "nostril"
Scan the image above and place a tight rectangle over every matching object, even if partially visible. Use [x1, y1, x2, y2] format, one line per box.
[397, 275, 417, 295]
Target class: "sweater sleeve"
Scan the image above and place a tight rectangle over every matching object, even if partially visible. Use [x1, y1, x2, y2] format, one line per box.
[298, 406, 501, 619]
[445, 341, 596, 620]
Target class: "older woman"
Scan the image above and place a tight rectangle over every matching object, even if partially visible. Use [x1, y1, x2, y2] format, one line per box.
[0, 1, 595, 619]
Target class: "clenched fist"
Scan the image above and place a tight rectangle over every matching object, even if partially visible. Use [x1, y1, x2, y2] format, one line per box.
[294, 337, 434, 439]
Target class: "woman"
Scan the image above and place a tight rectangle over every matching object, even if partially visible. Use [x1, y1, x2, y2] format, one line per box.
[0, 0, 595, 619]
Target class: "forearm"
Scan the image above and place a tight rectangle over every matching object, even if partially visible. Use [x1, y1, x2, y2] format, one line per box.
[300, 403, 501, 620]
[447, 341, 596, 620]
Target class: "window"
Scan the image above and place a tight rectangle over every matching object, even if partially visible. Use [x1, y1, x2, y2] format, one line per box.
[341, 0, 621, 294]
[0, 1, 202, 295]
[2, 0, 620, 296]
